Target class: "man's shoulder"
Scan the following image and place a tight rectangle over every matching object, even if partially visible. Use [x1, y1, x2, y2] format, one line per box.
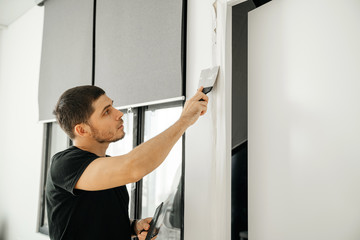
[53, 146, 95, 161]
[49, 146, 99, 188]
[51, 146, 98, 171]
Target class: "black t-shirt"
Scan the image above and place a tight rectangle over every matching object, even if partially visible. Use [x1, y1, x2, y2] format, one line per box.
[45, 146, 131, 240]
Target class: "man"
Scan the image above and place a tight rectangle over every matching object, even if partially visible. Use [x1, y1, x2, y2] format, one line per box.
[45, 85, 208, 240]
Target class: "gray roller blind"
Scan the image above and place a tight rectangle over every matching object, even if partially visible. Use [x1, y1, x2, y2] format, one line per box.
[38, 0, 93, 121]
[95, 0, 184, 108]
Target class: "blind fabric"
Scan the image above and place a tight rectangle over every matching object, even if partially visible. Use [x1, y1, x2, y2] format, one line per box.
[38, 0, 184, 120]
[95, 0, 184, 109]
[38, 0, 93, 121]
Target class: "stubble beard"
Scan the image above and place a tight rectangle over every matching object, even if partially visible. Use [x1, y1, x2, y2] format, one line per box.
[89, 124, 126, 144]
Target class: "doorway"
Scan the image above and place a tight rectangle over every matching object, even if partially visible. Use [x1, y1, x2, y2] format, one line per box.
[231, 1, 271, 240]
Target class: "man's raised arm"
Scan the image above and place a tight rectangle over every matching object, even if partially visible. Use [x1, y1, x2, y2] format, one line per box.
[75, 87, 209, 191]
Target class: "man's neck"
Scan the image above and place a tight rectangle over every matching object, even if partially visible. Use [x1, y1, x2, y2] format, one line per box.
[73, 138, 110, 157]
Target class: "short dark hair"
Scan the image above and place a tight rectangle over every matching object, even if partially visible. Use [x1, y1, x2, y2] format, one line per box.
[53, 85, 105, 139]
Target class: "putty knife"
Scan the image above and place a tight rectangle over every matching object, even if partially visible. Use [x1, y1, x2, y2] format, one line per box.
[198, 66, 219, 95]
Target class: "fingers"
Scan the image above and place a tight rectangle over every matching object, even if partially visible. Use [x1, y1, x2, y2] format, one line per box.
[190, 86, 209, 102]
[138, 231, 147, 240]
[138, 230, 157, 240]
[142, 217, 151, 231]
[179, 87, 209, 126]
[186, 98, 208, 116]
[138, 218, 151, 232]
[198, 101, 208, 116]
[145, 217, 152, 223]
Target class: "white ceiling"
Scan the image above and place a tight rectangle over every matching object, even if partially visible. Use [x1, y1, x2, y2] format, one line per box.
[0, 0, 38, 28]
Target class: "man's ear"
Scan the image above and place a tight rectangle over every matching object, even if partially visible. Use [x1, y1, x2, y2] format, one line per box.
[74, 123, 90, 138]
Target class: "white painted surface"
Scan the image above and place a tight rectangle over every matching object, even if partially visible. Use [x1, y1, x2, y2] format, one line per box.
[184, 1, 214, 238]
[0, 6, 49, 240]
[184, 0, 237, 239]
[0, 0, 36, 26]
[249, 1, 360, 240]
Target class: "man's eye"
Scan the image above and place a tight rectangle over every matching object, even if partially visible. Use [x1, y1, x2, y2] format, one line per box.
[105, 110, 110, 115]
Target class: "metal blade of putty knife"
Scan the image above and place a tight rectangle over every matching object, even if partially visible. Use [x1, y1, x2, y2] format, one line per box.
[198, 66, 220, 94]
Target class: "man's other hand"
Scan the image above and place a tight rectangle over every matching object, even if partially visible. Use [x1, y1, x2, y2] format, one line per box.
[135, 218, 157, 240]
[179, 86, 209, 127]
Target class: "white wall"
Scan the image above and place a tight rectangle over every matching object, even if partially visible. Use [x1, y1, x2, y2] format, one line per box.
[184, 1, 214, 239]
[0, 1, 232, 240]
[0, 6, 48, 240]
[249, 1, 360, 240]
[184, 0, 231, 239]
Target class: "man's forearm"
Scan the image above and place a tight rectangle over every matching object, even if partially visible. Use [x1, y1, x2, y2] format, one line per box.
[128, 119, 189, 181]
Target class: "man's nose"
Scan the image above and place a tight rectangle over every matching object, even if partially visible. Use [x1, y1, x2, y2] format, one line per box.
[116, 110, 124, 120]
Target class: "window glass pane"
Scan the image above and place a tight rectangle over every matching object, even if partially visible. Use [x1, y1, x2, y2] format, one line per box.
[106, 110, 134, 216]
[142, 105, 183, 239]
[106, 110, 134, 156]
[50, 122, 69, 157]
[44, 122, 69, 228]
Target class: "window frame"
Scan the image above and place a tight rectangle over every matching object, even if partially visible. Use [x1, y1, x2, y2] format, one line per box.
[141, 101, 185, 240]
[37, 123, 51, 235]
[37, 122, 72, 235]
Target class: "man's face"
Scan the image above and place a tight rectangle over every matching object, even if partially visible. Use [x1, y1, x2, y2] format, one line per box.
[87, 94, 125, 144]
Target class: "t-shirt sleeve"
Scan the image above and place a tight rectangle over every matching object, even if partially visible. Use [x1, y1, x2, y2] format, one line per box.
[50, 148, 99, 195]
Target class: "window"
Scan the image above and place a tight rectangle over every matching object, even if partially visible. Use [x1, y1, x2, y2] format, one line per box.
[38, 104, 184, 240]
[38, 122, 70, 234]
[106, 108, 135, 217]
[141, 104, 183, 240]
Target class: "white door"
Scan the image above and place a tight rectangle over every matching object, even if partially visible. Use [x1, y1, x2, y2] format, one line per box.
[248, 1, 360, 240]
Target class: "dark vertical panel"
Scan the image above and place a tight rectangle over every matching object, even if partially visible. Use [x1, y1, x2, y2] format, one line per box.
[232, 1, 255, 149]
[252, 0, 272, 8]
[232, 2, 255, 240]
[232, 142, 248, 240]
[38, 0, 93, 121]
[181, 0, 188, 98]
[134, 107, 145, 220]
[92, 0, 97, 86]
